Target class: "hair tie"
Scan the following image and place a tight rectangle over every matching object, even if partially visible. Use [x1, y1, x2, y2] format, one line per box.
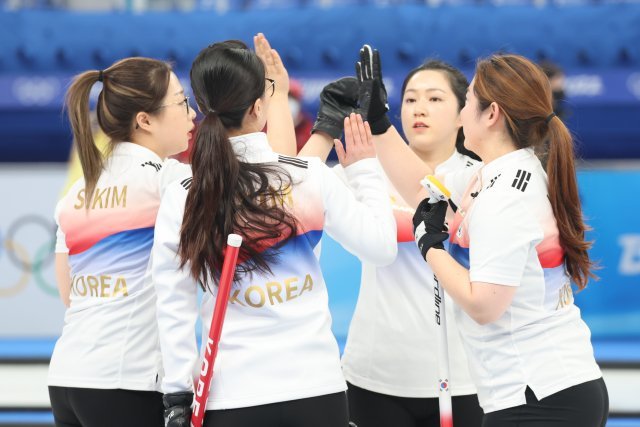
[208, 108, 217, 115]
[98, 70, 104, 82]
[545, 112, 556, 124]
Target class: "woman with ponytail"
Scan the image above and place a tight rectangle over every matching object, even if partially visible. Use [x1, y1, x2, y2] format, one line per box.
[152, 40, 396, 427]
[48, 57, 195, 427]
[360, 51, 608, 426]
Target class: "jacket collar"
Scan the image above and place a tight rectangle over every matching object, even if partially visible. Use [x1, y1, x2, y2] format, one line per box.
[228, 132, 277, 164]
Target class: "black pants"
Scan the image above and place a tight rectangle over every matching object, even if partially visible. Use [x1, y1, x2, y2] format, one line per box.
[482, 378, 609, 427]
[203, 391, 349, 427]
[48, 386, 164, 427]
[347, 382, 483, 427]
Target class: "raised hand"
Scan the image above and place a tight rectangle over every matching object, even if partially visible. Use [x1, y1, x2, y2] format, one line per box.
[253, 32, 289, 96]
[356, 45, 391, 135]
[253, 33, 297, 155]
[311, 77, 359, 140]
[335, 113, 376, 168]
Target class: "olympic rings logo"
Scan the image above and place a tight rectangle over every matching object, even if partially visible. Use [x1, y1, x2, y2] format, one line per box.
[627, 73, 640, 101]
[0, 215, 57, 298]
[12, 77, 61, 107]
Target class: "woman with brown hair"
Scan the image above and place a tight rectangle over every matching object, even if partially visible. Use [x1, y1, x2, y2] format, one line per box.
[48, 57, 195, 427]
[152, 40, 396, 427]
[355, 51, 608, 426]
[49, 33, 297, 427]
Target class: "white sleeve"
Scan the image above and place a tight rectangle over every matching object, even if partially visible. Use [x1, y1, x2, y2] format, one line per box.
[152, 183, 200, 394]
[321, 158, 397, 266]
[331, 164, 348, 185]
[158, 159, 192, 197]
[468, 189, 543, 286]
[54, 201, 68, 254]
[442, 163, 481, 206]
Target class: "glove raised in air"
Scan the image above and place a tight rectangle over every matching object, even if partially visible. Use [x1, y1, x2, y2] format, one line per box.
[311, 77, 359, 140]
[355, 45, 391, 135]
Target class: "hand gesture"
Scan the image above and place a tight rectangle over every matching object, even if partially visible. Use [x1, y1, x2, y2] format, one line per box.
[311, 77, 359, 140]
[356, 44, 391, 135]
[253, 32, 289, 96]
[335, 113, 376, 168]
[412, 199, 449, 260]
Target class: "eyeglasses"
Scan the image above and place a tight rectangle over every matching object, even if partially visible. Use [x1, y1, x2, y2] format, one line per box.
[134, 96, 191, 130]
[152, 96, 191, 115]
[265, 78, 275, 97]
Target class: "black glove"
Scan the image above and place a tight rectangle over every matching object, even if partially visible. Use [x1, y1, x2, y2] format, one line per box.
[356, 45, 391, 135]
[163, 391, 193, 427]
[311, 77, 359, 140]
[412, 199, 449, 260]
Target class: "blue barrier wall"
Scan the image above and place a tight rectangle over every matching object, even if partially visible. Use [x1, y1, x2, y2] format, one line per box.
[573, 170, 640, 338]
[1, 68, 640, 162]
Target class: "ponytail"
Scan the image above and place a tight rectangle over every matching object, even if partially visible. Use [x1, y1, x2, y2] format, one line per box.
[179, 112, 298, 291]
[546, 118, 596, 289]
[64, 58, 172, 206]
[474, 54, 597, 289]
[65, 70, 104, 206]
[455, 129, 481, 162]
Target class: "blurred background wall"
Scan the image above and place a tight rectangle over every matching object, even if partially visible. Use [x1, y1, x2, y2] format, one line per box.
[0, 1, 639, 425]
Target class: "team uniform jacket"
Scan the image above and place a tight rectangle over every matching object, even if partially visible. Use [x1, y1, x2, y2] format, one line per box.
[152, 132, 396, 410]
[341, 151, 478, 398]
[48, 143, 190, 391]
[443, 148, 602, 413]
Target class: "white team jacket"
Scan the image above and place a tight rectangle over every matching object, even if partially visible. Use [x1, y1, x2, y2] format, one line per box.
[445, 148, 601, 413]
[49, 142, 190, 391]
[341, 151, 479, 398]
[152, 132, 396, 410]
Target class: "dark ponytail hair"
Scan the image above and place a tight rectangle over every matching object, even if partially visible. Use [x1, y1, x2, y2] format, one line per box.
[473, 54, 595, 289]
[65, 57, 171, 205]
[400, 59, 480, 161]
[180, 40, 298, 291]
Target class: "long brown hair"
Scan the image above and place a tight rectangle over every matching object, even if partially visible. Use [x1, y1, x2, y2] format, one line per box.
[473, 54, 595, 289]
[64, 57, 171, 205]
[180, 40, 298, 291]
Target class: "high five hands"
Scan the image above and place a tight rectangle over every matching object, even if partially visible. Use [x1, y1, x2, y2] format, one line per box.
[253, 32, 289, 96]
[335, 113, 376, 168]
[355, 45, 392, 135]
[253, 33, 297, 156]
[311, 44, 392, 142]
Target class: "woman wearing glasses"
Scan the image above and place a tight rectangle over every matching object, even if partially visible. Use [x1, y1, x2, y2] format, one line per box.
[47, 56, 195, 427]
[48, 34, 298, 427]
[152, 40, 396, 427]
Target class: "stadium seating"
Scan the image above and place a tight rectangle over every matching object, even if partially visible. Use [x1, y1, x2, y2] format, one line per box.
[0, 3, 639, 161]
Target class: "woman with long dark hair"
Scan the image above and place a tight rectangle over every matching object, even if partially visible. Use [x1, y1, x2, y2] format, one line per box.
[152, 40, 396, 427]
[49, 34, 292, 427]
